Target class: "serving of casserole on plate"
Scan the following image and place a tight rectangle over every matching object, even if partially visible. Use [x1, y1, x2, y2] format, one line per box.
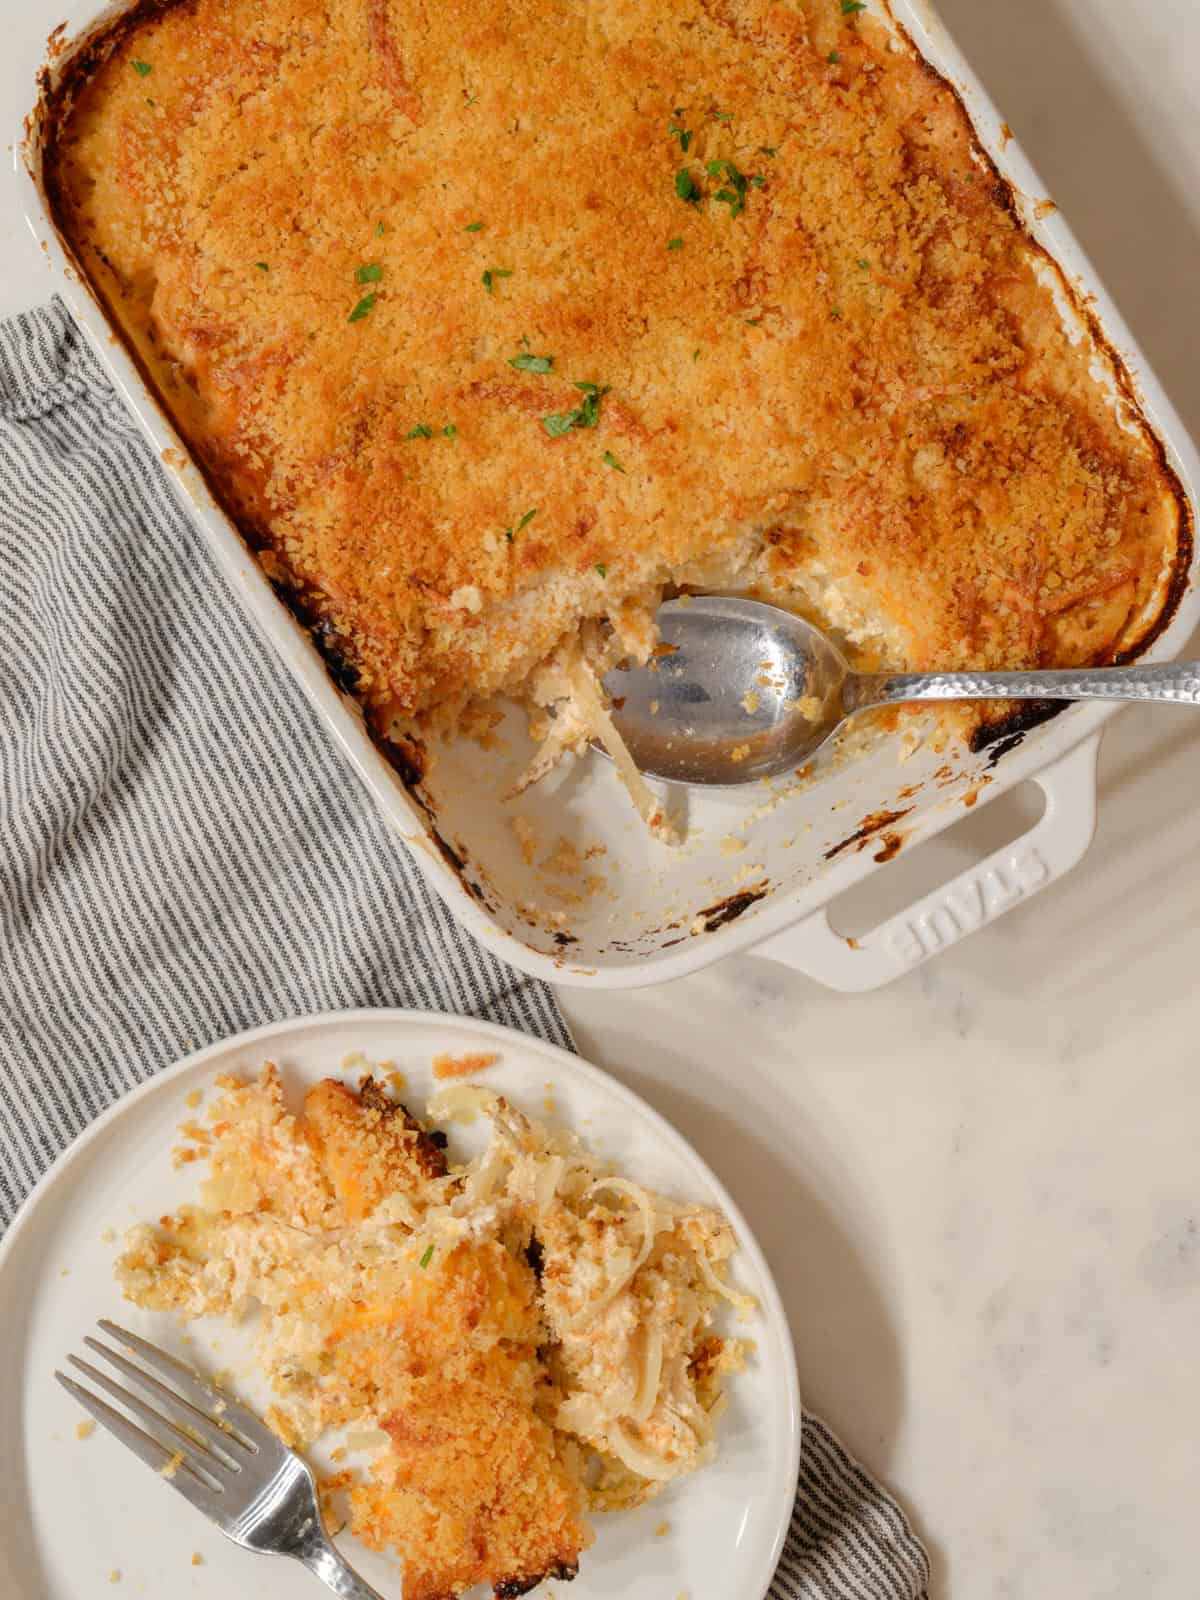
[0, 1011, 800, 1600]
[25, 0, 1199, 983]
[118, 1064, 753, 1599]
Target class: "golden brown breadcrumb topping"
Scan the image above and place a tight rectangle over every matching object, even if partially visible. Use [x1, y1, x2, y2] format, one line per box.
[48, 0, 1185, 738]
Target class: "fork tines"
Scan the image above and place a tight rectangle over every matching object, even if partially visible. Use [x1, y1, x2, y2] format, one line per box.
[54, 1320, 272, 1515]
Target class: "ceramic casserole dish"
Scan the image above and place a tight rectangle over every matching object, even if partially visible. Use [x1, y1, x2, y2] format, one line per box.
[20, 0, 1200, 992]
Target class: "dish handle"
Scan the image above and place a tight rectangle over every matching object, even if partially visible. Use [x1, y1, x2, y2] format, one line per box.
[753, 733, 1101, 992]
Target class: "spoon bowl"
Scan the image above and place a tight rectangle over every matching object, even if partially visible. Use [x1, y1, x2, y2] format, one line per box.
[602, 597, 849, 785]
[601, 596, 1200, 787]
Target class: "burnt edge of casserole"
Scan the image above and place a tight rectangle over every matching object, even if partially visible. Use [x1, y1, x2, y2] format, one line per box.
[30, 0, 1196, 956]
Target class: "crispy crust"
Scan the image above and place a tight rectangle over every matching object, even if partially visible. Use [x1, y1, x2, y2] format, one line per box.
[45, 0, 1188, 745]
[306, 1076, 449, 1216]
[120, 1070, 589, 1600]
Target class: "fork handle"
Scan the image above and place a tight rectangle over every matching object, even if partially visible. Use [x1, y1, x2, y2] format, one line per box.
[844, 660, 1200, 712]
[299, 1530, 389, 1598]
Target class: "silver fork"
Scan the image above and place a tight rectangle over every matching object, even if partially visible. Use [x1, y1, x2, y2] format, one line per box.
[55, 1319, 385, 1598]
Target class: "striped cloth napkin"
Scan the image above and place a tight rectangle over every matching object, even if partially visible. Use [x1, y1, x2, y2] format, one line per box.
[0, 297, 931, 1599]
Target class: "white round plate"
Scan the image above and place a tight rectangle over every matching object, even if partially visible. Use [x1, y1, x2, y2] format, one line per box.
[0, 1009, 800, 1600]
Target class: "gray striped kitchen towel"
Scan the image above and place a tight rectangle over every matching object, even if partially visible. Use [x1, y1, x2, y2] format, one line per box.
[0, 296, 930, 1599]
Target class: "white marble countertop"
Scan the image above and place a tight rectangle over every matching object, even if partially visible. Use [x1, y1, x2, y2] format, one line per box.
[4, 1, 1199, 1594]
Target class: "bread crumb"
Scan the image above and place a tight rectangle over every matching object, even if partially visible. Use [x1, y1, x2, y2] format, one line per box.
[386, 1069, 408, 1094]
[730, 744, 750, 763]
[655, 1520, 670, 1536]
[510, 814, 538, 865]
[719, 836, 746, 856]
[161, 1450, 185, 1479]
[100, 1228, 116, 1244]
[541, 836, 582, 876]
[190, 1553, 203, 1567]
[185, 1089, 203, 1109]
[107, 1571, 121, 1584]
[76, 1420, 96, 1440]
[544, 1096, 557, 1114]
[432, 1051, 500, 1081]
[740, 690, 760, 714]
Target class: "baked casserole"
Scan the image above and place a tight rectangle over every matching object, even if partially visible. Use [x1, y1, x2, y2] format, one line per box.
[46, 0, 1188, 817]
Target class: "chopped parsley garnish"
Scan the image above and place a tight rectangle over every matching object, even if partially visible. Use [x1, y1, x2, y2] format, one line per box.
[667, 236, 683, 250]
[482, 268, 513, 294]
[841, 0, 866, 12]
[827, 49, 841, 62]
[692, 348, 701, 361]
[443, 423, 457, 439]
[675, 168, 701, 205]
[759, 145, 778, 158]
[595, 563, 608, 577]
[750, 174, 767, 188]
[857, 257, 870, 269]
[255, 261, 269, 271]
[376, 221, 385, 236]
[348, 293, 377, 322]
[405, 424, 433, 439]
[464, 220, 484, 232]
[503, 507, 539, 541]
[543, 382, 610, 437]
[712, 109, 733, 122]
[573, 382, 608, 426]
[131, 60, 152, 76]
[508, 353, 554, 373]
[419, 1244, 435, 1269]
[830, 306, 842, 319]
[669, 114, 692, 153]
[355, 262, 383, 284]
[603, 451, 625, 472]
[706, 160, 763, 218]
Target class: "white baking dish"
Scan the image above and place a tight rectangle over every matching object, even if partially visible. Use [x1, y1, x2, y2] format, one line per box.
[20, 0, 1200, 993]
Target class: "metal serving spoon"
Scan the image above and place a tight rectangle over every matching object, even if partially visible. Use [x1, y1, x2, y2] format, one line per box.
[602, 595, 1200, 786]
